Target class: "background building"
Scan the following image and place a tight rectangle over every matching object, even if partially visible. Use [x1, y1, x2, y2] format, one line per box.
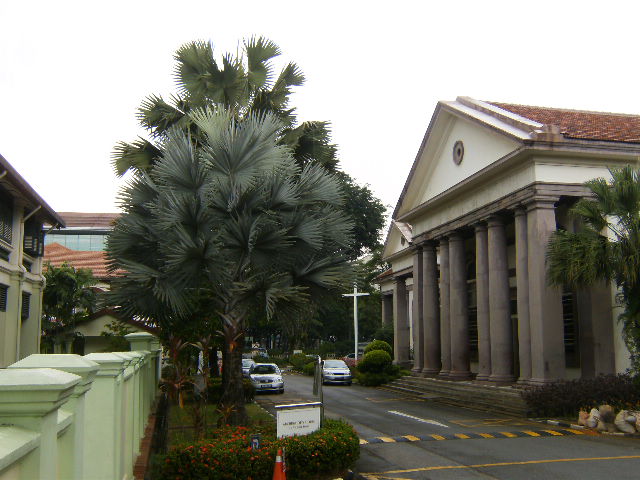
[0, 153, 64, 367]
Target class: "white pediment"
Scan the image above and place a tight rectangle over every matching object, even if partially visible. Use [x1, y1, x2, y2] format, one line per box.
[381, 223, 412, 260]
[395, 106, 521, 218]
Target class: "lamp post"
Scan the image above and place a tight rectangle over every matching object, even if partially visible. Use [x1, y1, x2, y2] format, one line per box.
[342, 284, 369, 361]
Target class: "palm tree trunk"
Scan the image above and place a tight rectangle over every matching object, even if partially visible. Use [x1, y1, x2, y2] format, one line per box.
[219, 321, 248, 425]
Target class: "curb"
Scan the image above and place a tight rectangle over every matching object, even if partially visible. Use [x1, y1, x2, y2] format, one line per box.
[531, 418, 640, 438]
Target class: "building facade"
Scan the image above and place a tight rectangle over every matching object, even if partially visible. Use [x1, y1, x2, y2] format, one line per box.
[0, 153, 64, 367]
[380, 97, 639, 384]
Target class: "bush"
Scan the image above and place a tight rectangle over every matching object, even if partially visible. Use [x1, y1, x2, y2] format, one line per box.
[364, 340, 392, 355]
[205, 378, 255, 404]
[288, 353, 308, 372]
[522, 373, 640, 417]
[356, 363, 403, 386]
[357, 350, 392, 374]
[154, 419, 359, 480]
[302, 361, 316, 376]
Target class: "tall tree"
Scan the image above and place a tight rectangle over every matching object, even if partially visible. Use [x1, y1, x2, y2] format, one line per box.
[41, 262, 97, 351]
[112, 37, 337, 177]
[106, 107, 354, 424]
[547, 166, 640, 372]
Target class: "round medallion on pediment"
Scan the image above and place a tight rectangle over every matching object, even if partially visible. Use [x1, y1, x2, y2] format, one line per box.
[453, 140, 464, 165]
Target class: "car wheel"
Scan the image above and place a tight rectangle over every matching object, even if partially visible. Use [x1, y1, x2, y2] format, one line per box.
[279, 388, 284, 394]
[347, 381, 352, 386]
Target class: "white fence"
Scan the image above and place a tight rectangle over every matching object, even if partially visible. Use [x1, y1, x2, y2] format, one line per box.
[0, 332, 161, 480]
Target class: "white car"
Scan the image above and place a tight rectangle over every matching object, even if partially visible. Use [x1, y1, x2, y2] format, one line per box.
[322, 359, 352, 385]
[242, 359, 256, 377]
[249, 363, 284, 393]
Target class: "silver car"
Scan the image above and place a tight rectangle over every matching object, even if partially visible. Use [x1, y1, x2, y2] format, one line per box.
[249, 363, 284, 393]
[242, 359, 256, 377]
[322, 359, 352, 385]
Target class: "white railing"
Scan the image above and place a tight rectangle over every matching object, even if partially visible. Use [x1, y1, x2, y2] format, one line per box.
[0, 332, 161, 480]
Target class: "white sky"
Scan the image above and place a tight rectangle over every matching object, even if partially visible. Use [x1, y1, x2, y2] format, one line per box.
[1, 0, 639, 217]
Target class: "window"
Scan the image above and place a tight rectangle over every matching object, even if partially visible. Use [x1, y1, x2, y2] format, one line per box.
[23, 217, 44, 257]
[21, 292, 31, 320]
[0, 188, 13, 244]
[0, 284, 8, 312]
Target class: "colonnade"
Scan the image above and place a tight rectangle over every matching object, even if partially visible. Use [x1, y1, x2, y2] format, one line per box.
[387, 198, 615, 385]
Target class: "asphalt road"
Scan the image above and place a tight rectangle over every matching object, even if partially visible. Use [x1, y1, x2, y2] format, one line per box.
[255, 373, 640, 479]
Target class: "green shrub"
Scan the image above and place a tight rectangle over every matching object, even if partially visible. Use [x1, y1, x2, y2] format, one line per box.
[357, 350, 392, 374]
[364, 340, 392, 355]
[355, 364, 402, 386]
[522, 373, 640, 417]
[302, 361, 316, 376]
[154, 419, 359, 480]
[205, 378, 255, 404]
[288, 353, 308, 372]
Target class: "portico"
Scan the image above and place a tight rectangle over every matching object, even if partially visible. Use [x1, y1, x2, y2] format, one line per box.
[379, 97, 640, 384]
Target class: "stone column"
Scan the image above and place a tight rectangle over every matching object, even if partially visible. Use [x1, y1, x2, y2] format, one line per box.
[515, 207, 532, 383]
[393, 277, 410, 366]
[487, 216, 515, 383]
[381, 294, 393, 326]
[449, 232, 471, 379]
[577, 282, 616, 377]
[0, 368, 80, 480]
[412, 246, 425, 373]
[438, 238, 451, 377]
[422, 242, 441, 375]
[527, 200, 566, 384]
[8, 354, 99, 480]
[474, 223, 491, 381]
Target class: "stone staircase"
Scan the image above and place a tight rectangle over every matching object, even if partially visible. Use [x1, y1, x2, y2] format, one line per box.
[380, 374, 529, 416]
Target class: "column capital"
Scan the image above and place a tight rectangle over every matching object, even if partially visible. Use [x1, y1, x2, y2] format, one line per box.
[448, 231, 464, 242]
[473, 222, 487, 233]
[513, 205, 527, 217]
[525, 197, 558, 212]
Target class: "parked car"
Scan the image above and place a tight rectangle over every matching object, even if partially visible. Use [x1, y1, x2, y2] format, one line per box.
[252, 347, 269, 358]
[322, 359, 352, 385]
[249, 363, 285, 393]
[342, 353, 360, 368]
[242, 359, 256, 377]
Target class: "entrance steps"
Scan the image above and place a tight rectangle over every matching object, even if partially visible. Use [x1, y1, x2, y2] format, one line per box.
[379, 374, 528, 417]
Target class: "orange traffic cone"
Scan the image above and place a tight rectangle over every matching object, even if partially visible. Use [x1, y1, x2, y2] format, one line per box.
[272, 448, 286, 480]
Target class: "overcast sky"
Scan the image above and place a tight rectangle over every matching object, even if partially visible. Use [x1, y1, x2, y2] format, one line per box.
[1, 1, 639, 217]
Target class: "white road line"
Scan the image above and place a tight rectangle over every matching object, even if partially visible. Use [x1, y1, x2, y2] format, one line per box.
[387, 410, 449, 428]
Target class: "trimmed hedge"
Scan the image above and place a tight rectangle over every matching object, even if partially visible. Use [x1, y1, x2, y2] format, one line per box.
[206, 378, 255, 404]
[155, 419, 359, 480]
[357, 350, 392, 373]
[288, 353, 308, 372]
[522, 374, 640, 417]
[364, 340, 392, 355]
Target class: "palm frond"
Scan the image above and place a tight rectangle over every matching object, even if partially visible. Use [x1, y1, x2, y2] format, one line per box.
[111, 138, 161, 177]
[244, 36, 280, 90]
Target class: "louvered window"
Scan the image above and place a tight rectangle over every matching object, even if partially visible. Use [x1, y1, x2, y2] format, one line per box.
[0, 188, 13, 245]
[23, 217, 44, 257]
[21, 292, 31, 320]
[0, 284, 8, 312]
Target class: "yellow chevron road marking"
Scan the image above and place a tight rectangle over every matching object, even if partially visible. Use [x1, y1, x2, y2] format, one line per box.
[543, 429, 564, 436]
[478, 433, 495, 438]
[500, 431, 519, 438]
[359, 439, 369, 445]
[454, 433, 471, 439]
[403, 435, 420, 441]
[522, 430, 540, 437]
[565, 428, 585, 435]
[431, 434, 446, 440]
[378, 437, 395, 443]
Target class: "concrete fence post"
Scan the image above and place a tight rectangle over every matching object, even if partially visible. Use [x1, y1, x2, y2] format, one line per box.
[113, 352, 137, 479]
[8, 354, 98, 480]
[83, 353, 127, 480]
[0, 368, 80, 480]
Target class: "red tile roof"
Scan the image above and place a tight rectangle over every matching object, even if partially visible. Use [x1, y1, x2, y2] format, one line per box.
[490, 102, 640, 144]
[56, 212, 120, 229]
[44, 243, 121, 279]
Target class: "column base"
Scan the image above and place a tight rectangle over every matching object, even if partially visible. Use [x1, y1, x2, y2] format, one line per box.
[412, 367, 424, 374]
[527, 377, 560, 386]
[474, 373, 491, 382]
[517, 377, 531, 385]
[438, 370, 450, 379]
[448, 370, 472, 380]
[488, 373, 516, 384]
[421, 368, 441, 377]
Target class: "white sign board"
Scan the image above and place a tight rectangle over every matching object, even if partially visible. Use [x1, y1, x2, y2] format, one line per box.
[276, 403, 321, 439]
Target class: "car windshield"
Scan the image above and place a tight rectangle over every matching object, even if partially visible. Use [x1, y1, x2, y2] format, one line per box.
[252, 365, 278, 374]
[242, 360, 254, 367]
[324, 360, 347, 368]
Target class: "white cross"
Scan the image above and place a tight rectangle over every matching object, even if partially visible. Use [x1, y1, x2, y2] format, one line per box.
[342, 284, 369, 361]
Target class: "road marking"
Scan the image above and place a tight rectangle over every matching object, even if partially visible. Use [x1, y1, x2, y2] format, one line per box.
[449, 418, 537, 428]
[361, 455, 640, 476]
[359, 428, 582, 444]
[388, 410, 448, 428]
